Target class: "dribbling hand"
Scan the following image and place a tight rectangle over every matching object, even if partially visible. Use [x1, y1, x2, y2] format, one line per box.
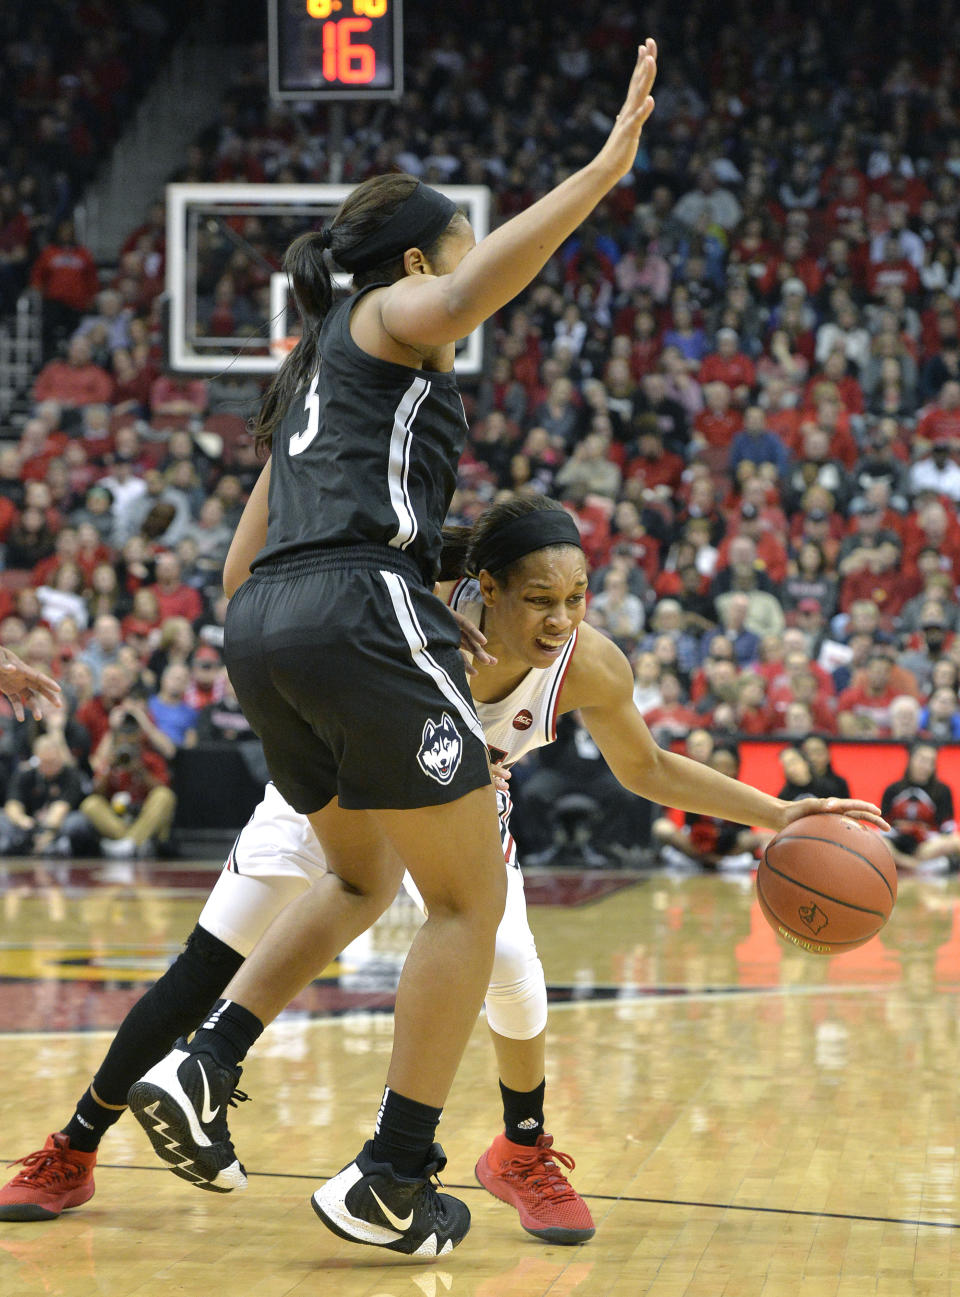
[597, 38, 658, 183]
[777, 797, 890, 834]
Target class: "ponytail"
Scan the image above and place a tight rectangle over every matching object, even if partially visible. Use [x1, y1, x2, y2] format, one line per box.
[437, 526, 473, 582]
[253, 231, 334, 457]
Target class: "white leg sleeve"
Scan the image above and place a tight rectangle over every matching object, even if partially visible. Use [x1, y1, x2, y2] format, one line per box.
[484, 866, 548, 1041]
[197, 784, 327, 957]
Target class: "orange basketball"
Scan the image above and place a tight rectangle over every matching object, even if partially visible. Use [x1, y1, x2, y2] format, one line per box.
[757, 813, 897, 955]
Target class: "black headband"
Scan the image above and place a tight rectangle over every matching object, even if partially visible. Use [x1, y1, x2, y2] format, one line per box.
[333, 182, 459, 274]
[471, 510, 584, 577]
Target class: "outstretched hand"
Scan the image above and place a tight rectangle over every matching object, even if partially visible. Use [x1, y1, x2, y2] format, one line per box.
[598, 38, 658, 183]
[0, 647, 62, 722]
[778, 797, 890, 834]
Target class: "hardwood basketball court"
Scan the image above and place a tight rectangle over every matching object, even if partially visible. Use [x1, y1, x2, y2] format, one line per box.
[2, 859, 959, 1296]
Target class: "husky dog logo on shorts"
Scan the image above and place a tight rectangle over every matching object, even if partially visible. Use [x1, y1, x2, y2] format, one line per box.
[417, 713, 462, 785]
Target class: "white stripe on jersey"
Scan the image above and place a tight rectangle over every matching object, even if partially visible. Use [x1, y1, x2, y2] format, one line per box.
[379, 569, 487, 745]
[387, 376, 430, 551]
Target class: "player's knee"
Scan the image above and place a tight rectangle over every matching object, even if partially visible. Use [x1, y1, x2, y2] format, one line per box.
[485, 963, 548, 1040]
[491, 921, 538, 988]
[330, 860, 401, 915]
[474, 861, 507, 932]
[159, 924, 245, 1032]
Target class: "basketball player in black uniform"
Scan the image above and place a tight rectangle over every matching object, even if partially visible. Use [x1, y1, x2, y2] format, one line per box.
[125, 42, 661, 1257]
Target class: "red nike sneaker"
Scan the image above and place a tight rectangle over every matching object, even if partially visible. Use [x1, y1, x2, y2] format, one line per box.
[475, 1132, 595, 1244]
[0, 1133, 96, 1221]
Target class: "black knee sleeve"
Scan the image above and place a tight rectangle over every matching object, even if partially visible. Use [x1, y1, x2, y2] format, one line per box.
[92, 924, 245, 1105]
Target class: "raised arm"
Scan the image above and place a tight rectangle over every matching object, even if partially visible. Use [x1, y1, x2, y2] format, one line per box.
[223, 457, 271, 599]
[380, 41, 657, 348]
[571, 626, 888, 833]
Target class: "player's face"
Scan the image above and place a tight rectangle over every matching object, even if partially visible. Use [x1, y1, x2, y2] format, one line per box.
[484, 546, 589, 668]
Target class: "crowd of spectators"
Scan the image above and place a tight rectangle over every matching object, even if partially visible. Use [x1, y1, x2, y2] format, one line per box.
[1, 0, 959, 861]
[0, 1, 191, 318]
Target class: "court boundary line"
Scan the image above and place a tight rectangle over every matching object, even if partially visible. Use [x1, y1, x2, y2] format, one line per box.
[14, 1159, 956, 1232]
[0, 982, 898, 1040]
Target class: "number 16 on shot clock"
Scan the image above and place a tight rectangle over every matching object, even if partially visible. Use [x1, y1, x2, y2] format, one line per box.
[269, 0, 404, 101]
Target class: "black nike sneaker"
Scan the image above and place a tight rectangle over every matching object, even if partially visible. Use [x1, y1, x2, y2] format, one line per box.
[127, 1045, 248, 1192]
[311, 1140, 470, 1257]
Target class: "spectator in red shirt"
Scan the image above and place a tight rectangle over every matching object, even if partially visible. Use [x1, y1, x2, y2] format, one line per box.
[74, 661, 134, 752]
[148, 551, 204, 623]
[867, 235, 921, 297]
[79, 703, 176, 858]
[763, 235, 824, 301]
[33, 334, 113, 410]
[149, 368, 209, 421]
[624, 422, 684, 497]
[735, 672, 775, 735]
[628, 309, 662, 380]
[805, 387, 860, 469]
[29, 218, 99, 354]
[643, 672, 703, 746]
[692, 380, 743, 451]
[184, 644, 226, 711]
[715, 501, 789, 585]
[698, 328, 756, 405]
[802, 350, 865, 415]
[837, 650, 902, 736]
[903, 498, 960, 586]
[767, 648, 834, 726]
[16, 415, 68, 483]
[915, 379, 960, 446]
[824, 172, 868, 232]
[595, 499, 661, 583]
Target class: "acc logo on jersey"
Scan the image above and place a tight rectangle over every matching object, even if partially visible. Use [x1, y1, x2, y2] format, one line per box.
[417, 713, 462, 785]
[512, 709, 534, 731]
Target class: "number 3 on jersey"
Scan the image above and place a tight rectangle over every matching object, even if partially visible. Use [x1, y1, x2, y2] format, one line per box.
[289, 369, 321, 456]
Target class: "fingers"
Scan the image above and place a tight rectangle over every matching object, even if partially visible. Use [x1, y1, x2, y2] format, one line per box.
[629, 39, 658, 100]
[845, 812, 892, 832]
[822, 797, 882, 816]
[819, 798, 891, 833]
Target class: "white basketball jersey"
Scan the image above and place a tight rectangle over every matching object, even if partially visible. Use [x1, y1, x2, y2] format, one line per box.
[447, 576, 578, 865]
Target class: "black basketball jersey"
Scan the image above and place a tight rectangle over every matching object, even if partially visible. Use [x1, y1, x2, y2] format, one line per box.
[253, 285, 468, 584]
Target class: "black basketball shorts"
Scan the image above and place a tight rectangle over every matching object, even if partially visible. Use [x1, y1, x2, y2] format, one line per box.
[224, 545, 492, 813]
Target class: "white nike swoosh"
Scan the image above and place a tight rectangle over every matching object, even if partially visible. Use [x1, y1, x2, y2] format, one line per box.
[197, 1060, 220, 1125]
[370, 1186, 413, 1232]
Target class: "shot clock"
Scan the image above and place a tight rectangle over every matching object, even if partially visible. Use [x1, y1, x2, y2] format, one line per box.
[268, 0, 403, 100]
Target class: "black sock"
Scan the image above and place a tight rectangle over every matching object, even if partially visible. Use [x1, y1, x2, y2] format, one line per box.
[372, 1086, 443, 1177]
[189, 998, 263, 1071]
[500, 1078, 545, 1146]
[62, 1087, 124, 1153]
